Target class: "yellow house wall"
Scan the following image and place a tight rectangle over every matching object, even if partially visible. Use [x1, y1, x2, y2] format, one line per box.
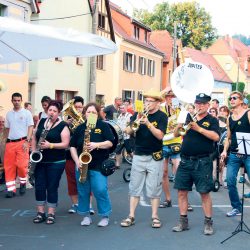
[96, 35, 163, 105]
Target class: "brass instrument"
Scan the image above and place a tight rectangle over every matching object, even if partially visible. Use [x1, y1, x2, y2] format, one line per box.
[130, 105, 149, 132]
[30, 116, 52, 163]
[78, 113, 97, 183]
[176, 112, 199, 136]
[62, 99, 85, 132]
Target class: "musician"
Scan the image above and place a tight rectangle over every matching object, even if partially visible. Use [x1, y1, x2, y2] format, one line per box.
[172, 93, 220, 235]
[32, 100, 70, 225]
[64, 96, 85, 214]
[39, 96, 51, 119]
[4, 92, 34, 198]
[160, 90, 181, 208]
[70, 102, 114, 227]
[120, 89, 168, 228]
[221, 91, 250, 216]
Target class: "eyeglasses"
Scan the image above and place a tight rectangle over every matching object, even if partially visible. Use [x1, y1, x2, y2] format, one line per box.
[144, 99, 156, 103]
[229, 96, 239, 101]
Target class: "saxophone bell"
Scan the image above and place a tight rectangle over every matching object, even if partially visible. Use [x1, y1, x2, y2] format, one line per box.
[30, 150, 43, 163]
[79, 151, 92, 165]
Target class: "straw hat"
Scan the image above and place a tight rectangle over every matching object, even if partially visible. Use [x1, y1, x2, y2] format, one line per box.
[143, 89, 164, 101]
[164, 90, 175, 97]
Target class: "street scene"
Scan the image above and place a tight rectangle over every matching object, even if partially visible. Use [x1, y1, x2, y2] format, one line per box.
[1, 1, 250, 250]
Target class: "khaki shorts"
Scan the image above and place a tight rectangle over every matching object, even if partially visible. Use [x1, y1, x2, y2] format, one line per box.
[129, 155, 163, 198]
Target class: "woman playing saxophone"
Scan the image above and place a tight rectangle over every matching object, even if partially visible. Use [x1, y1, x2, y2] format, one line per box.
[70, 102, 114, 227]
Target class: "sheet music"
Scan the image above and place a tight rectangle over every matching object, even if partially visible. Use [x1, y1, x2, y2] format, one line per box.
[236, 132, 250, 155]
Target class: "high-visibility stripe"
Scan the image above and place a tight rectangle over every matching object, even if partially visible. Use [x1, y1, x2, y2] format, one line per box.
[8, 186, 16, 191]
[6, 181, 15, 186]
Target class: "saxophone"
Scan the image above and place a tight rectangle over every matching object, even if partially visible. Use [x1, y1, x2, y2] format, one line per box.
[78, 113, 97, 183]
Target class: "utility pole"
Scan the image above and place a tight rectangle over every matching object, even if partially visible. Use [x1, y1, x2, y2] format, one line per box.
[89, 0, 99, 102]
[173, 21, 177, 71]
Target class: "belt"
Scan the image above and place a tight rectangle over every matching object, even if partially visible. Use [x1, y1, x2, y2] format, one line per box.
[181, 154, 211, 160]
[6, 136, 27, 143]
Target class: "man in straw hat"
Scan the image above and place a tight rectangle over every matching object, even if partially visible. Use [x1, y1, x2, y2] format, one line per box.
[120, 89, 168, 228]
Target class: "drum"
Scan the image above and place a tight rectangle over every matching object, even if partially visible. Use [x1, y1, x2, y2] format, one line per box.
[218, 130, 227, 154]
[105, 120, 124, 153]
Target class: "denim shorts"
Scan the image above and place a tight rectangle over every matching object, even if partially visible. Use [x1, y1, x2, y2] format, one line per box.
[174, 156, 213, 193]
[162, 145, 181, 159]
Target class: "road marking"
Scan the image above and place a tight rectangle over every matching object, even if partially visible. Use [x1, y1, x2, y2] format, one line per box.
[0, 234, 46, 239]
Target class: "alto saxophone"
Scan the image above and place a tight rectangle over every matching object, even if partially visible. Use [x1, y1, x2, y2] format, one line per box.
[78, 125, 92, 183]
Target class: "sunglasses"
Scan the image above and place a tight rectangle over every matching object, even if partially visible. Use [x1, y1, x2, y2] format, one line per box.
[229, 96, 239, 101]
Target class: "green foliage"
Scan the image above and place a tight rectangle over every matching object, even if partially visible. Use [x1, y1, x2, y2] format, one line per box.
[232, 82, 245, 93]
[246, 94, 250, 108]
[133, 1, 217, 50]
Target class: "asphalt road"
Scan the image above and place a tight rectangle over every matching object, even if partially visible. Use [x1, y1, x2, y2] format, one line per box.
[0, 163, 250, 250]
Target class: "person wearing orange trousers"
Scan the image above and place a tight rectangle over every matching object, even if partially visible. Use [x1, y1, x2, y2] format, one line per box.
[4, 92, 33, 198]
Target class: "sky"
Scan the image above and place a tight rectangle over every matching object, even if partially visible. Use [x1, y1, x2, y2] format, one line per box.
[111, 0, 250, 37]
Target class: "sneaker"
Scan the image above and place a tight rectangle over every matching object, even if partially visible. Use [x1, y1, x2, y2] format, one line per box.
[159, 200, 172, 208]
[187, 204, 193, 212]
[204, 218, 214, 235]
[81, 216, 92, 226]
[169, 175, 175, 182]
[19, 184, 26, 196]
[68, 204, 78, 214]
[5, 191, 16, 198]
[90, 208, 95, 215]
[226, 208, 241, 217]
[239, 176, 245, 183]
[98, 217, 109, 227]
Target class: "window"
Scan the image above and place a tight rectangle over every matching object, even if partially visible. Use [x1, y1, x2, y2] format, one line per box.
[96, 94, 105, 106]
[147, 59, 155, 77]
[0, 4, 7, 16]
[122, 90, 135, 102]
[144, 31, 148, 42]
[134, 26, 140, 40]
[55, 90, 76, 104]
[76, 57, 83, 66]
[137, 91, 143, 100]
[98, 14, 105, 29]
[97, 55, 105, 70]
[123, 52, 136, 72]
[139, 57, 146, 75]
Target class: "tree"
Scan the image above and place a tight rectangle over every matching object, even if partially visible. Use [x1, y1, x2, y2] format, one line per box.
[133, 1, 217, 50]
[232, 82, 245, 93]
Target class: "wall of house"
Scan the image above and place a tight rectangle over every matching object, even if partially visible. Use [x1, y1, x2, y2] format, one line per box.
[30, 0, 92, 115]
[0, 0, 32, 116]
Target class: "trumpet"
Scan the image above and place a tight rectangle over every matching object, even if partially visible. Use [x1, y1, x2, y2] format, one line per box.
[130, 106, 149, 132]
[176, 112, 199, 136]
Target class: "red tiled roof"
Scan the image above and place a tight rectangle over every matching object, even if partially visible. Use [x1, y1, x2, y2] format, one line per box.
[150, 30, 173, 62]
[110, 4, 164, 56]
[185, 47, 232, 83]
[206, 36, 250, 76]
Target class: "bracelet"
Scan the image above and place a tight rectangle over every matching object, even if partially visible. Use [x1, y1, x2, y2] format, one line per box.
[49, 143, 54, 149]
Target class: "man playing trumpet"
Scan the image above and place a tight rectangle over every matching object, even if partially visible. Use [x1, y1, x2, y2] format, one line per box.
[172, 93, 220, 235]
[121, 89, 168, 228]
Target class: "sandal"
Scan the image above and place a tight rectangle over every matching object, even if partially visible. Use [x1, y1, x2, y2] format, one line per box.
[152, 217, 161, 228]
[33, 212, 46, 224]
[46, 214, 55, 225]
[120, 216, 135, 227]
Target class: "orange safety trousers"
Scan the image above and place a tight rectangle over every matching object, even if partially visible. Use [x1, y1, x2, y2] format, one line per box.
[4, 140, 29, 192]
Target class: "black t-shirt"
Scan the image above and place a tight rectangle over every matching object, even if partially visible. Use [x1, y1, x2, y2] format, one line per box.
[70, 119, 115, 171]
[131, 110, 168, 155]
[36, 118, 68, 162]
[181, 113, 220, 156]
[229, 110, 250, 152]
[103, 105, 119, 120]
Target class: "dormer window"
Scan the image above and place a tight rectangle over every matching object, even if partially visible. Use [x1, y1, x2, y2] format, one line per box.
[144, 31, 148, 43]
[134, 26, 140, 40]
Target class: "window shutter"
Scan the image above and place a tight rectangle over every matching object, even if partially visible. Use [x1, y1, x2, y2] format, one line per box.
[123, 52, 126, 70]
[133, 55, 136, 73]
